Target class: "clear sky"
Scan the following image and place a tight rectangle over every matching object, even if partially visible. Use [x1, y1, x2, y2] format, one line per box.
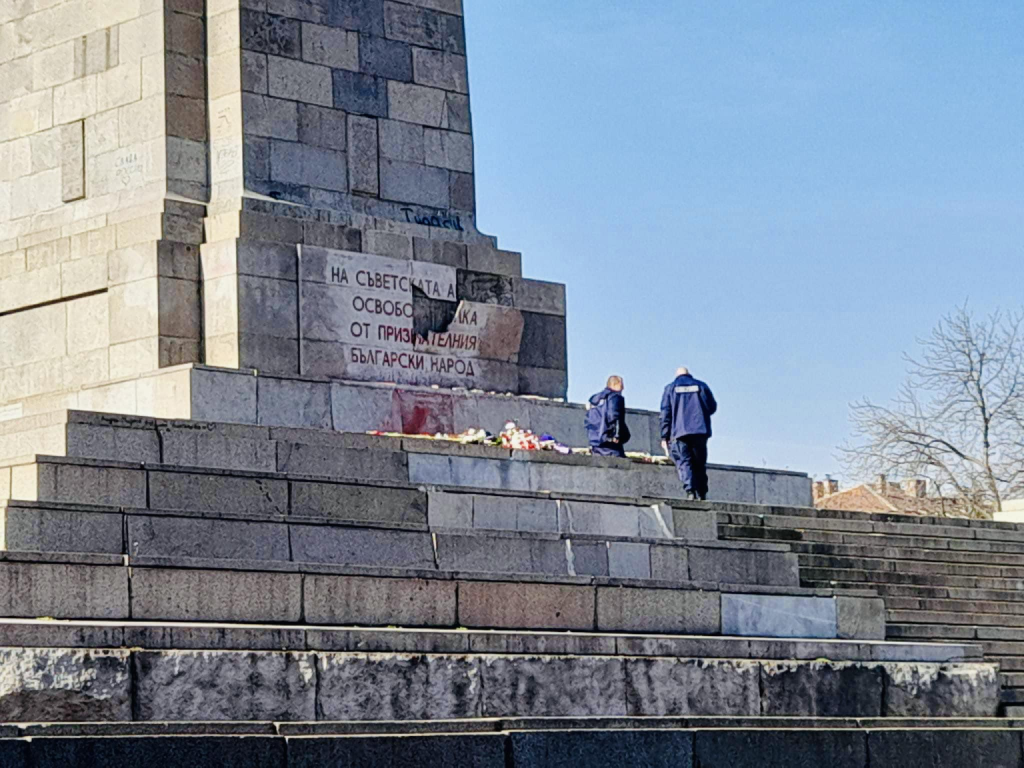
[464, 1, 1024, 480]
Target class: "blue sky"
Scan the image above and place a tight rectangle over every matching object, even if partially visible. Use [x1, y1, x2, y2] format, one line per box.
[464, 1, 1024, 479]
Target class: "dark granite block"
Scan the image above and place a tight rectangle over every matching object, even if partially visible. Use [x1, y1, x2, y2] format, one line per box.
[333, 69, 388, 117]
[519, 312, 567, 369]
[511, 730, 693, 768]
[360, 35, 413, 81]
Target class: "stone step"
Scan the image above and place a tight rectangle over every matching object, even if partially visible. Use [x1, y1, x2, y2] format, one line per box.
[0, 645, 999, 723]
[2, 455, 725, 544]
[0, 554, 882, 640]
[886, 610, 1024, 629]
[804, 580, 1024, 605]
[799, 553, 1024, 579]
[0, 500, 797, 588]
[2, 721, 1024, 768]
[991, 656, 1024, 672]
[0, 410, 812, 506]
[718, 504, 1024, 536]
[801, 566, 1024, 591]
[722, 524, 1024, 557]
[790, 541, 1024, 568]
[0, 619, 974, 662]
[885, 596, 1024, 617]
[888, 624, 982, 641]
[1002, 672, 1024, 688]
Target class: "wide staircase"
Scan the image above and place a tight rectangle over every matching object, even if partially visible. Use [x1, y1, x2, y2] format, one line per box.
[717, 501, 1024, 715]
[0, 409, 1018, 765]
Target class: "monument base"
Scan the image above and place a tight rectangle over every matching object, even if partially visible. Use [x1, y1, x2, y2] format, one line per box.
[0, 364, 812, 507]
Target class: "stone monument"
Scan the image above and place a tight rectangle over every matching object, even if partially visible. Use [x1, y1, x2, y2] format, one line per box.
[1, 0, 567, 425]
[0, 3, 1014, 763]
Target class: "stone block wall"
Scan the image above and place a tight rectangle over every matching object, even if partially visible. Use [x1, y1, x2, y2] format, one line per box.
[0, 0, 206, 408]
[207, 0, 474, 223]
[0, 0, 568, 407]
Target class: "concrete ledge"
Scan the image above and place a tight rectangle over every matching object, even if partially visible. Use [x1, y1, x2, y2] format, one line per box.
[0, 401, 812, 506]
[0, 646, 999, 723]
[0, 726, 1022, 768]
[0, 619, 978, 662]
[0, 554, 875, 637]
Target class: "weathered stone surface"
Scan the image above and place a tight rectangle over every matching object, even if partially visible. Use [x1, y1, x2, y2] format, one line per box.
[759, 661, 883, 717]
[624, 658, 760, 716]
[671, 507, 718, 540]
[427, 491, 473, 528]
[317, 653, 481, 720]
[472, 495, 557, 533]
[570, 541, 608, 577]
[347, 115, 379, 194]
[290, 482, 427, 525]
[695, 730, 867, 768]
[0, 562, 128, 619]
[148, 471, 289, 515]
[384, 2, 464, 52]
[380, 158, 449, 206]
[649, 544, 689, 582]
[159, 427, 277, 472]
[557, 500, 643, 538]
[457, 270, 513, 307]
[277, 442, 407, 481]
[31, 462, 146, 508]
[688, 548, 799, 587]
[608, 542, 651, 579]
[0, 648, 130, 722]
[301, 24, 358, 70]
[884, 663, 1000, 717]
[134, 651, 316, 720]
[256, 377, 332, 429]
[290, 526, 435, 568]
[596, 588, 720, 634]
[2, 506, 123, 554]
[459, 581, 595, 631]
[836, 596, 885, 640]
[480, 656, 626, 717]
[435, 533, 565, 575]
[270, 140, 347, 191]
[30, 736, 285, 768]
[328, 0, 385, 35]
[332, 69, 388, 117]
[721, 594, 838, 639]
[127, 516, 290, 562]
[291, 735, 503, 768]
[360, 35, 413, 81]
[131, 568, 302, 623]
[242, 10, 302, 58]
[866, 730, 1020, 768]
[510, 730, 694, 768]
[304, 575, 456, 626]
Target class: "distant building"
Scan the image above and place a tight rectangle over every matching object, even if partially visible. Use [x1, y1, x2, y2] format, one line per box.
[813, 475, 967, 517]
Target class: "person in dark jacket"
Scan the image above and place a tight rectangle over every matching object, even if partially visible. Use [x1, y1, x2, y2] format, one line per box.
[585, 375, 631, 457]
[660, 367, 717, 501]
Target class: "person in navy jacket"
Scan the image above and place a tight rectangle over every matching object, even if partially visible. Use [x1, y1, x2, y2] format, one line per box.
[659, 367, 717, 501]
[585, 376, 631, 457]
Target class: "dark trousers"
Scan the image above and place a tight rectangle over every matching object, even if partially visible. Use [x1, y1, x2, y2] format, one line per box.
[591, 442, 625, 458]
[670, 435, 709, 497]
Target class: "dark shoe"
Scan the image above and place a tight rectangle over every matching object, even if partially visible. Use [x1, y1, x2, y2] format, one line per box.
[685, 491, 698, 502]
[697, 493, 707, 501]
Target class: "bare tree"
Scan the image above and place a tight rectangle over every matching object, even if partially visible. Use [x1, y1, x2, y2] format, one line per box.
[842, 304, 1024, 518]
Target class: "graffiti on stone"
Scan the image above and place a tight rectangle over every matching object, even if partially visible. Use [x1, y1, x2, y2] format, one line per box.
[298, 246, 523, 388]
[401, 207, 465, 231]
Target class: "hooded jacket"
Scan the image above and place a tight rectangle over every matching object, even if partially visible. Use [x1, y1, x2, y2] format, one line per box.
[660, 374, 717, 440]
[585, 388, 631, 447]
